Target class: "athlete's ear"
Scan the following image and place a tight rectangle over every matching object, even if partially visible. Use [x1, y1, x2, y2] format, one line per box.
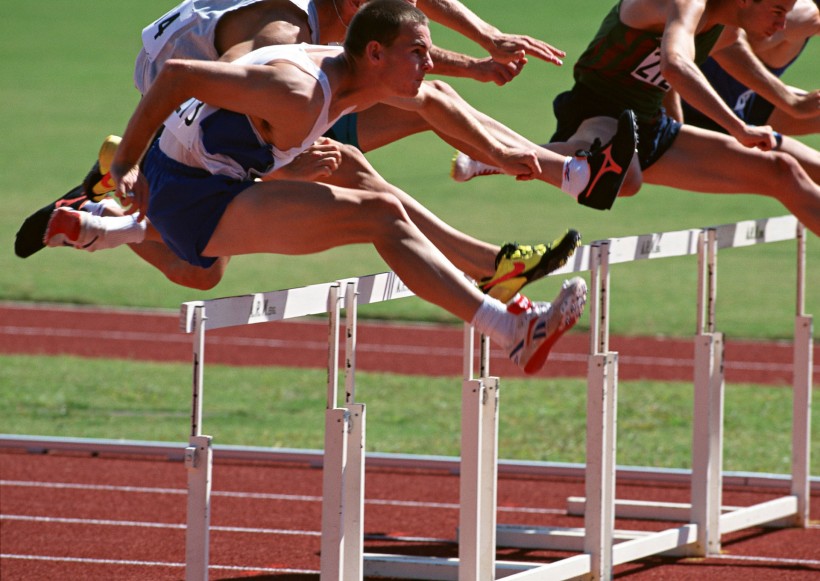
[365, 39, 384, 64]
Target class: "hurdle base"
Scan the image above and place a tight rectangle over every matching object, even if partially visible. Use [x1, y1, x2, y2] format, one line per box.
[362, 553, 589, 580]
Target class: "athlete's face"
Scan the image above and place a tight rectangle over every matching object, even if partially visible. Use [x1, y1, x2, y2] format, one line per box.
[739, 0, 796, 40]
[381, 22, 434, 96]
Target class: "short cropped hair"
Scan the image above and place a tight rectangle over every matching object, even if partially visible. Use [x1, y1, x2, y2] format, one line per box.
[344, 0, 428, 58]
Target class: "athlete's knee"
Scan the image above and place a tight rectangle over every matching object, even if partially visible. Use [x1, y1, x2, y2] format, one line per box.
[618, 161, 643, 197]
[167, 258, 227, 291]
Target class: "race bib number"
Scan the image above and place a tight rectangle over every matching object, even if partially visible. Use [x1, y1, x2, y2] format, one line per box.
[141, 0, 196, 60]
[630, 48, 671, 91]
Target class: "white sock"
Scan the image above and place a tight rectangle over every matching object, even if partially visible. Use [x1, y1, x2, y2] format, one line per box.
[560, 156, 591, 199]
[82, 200, 111, 216]
[95, 215, 146, 249]
[474, 159, 502, 175]
[471, 296, 517, 349]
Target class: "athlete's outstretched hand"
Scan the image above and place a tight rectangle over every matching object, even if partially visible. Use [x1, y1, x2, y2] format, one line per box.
[110, 161, 149, 222]
[486, 31, 565, 67]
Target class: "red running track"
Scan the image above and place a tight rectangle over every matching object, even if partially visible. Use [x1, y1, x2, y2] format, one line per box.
[0, 302, 817, 385]
[1, 301, 818, 579]
[1, 449, 819, 580]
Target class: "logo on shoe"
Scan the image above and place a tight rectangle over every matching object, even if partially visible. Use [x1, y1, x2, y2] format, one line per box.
[580, 146, 623, 202]
[485, 261, 526, 289]
[55, 196, 87, 209]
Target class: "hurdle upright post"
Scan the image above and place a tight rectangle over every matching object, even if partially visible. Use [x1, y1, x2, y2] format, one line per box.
[792, 222, 813, 526]
[690, 228, 724, 557]
[343, 281, 366, 579]
[459, 325, 499, 581]
[185, 305, 213, 581]
[321, 283, 352, 580]
[585, 241, 618, 580]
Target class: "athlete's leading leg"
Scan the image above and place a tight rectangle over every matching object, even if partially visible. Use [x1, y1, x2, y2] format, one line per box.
[643, 125, 820, 236]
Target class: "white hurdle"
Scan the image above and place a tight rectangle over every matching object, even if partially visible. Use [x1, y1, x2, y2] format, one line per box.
[494, 215, 813, 580]
[179, 215, 812, 581]
[179, 273, 414, 581]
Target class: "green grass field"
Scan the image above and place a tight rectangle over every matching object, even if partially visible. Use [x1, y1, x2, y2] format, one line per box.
[1, 1, 817, 470]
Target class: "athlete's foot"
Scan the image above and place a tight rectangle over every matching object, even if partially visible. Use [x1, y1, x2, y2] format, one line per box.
[508, 277, 587, 374]
[15, 185, 90, 258]
[479, 229, 582, 303]
[575, 109, 637, 211]
[43, 207, 106, 251]
[14, 135, 121, 259]
[82, 135, 121, 201]
[450, 151, 503, 182]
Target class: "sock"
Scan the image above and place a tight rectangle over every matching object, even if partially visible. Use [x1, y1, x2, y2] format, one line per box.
[473, 159, 502, 176]
[95, 215, 146, 249]
[561, 156, 591, 199]
[471, 296, 517, 349]
[84, 196, 124, 217]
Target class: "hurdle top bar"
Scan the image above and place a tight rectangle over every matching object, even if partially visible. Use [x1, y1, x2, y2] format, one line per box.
[180, 271, 414, 333]
[180, 215, 800, 334]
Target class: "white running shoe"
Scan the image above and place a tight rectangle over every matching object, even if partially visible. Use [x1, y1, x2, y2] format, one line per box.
[43, 207, 106, 251]
[450, 151, 502, 182]
[508, 277, 587, 374]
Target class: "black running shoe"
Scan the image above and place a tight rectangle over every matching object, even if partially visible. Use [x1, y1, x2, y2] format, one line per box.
[14, 135, 120, 259]
[15, 185, 89, 258]
[575, 109, 638, 211]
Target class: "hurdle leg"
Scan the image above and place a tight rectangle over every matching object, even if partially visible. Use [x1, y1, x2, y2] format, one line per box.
[585, 352, 618, 580]
[690, 332, 724, 556]
[344, 402, 366, 579]
[459, 376, 499, 581]
[321, 408, 351, 579]
[185, 435, 213, 581]
[185, 305, 212, 581]
[791, 314, 813, 527]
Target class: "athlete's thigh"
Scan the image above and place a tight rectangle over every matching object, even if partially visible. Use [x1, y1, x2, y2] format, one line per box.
[643, 125, 778, 193]
[356, 104, 430, 152]
[204, 179, 384, 257]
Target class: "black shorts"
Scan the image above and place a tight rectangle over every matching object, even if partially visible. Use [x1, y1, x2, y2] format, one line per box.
[549, 85, 681, 171]
[682, 96, 775, 134]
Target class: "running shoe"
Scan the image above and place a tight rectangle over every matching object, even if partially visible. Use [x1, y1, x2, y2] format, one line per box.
[479, 229, 582, 303]
[508, 277, 587, 375]
[82, 135, 122, 201]
[450, 151, 502, 182]
[575, 109, 637, 211]
[43, 207, 105, 251]
[14, 135, 121, 259]
[14, 184, 89, 258]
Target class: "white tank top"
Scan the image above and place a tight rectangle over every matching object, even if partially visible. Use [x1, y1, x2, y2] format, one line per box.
[134, 0, 320, 94]
[158, 44, 354, 179]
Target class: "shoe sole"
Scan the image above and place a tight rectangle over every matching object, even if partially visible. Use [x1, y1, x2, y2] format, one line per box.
[14, 184, 86, 258]
[522, 278, 587, 375]
[578, 109, 638, 211]
[486, 230, 582, 303]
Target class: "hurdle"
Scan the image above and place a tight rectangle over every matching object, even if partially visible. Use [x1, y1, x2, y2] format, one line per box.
[178, 215, 812, 581]
[179, 272, 415, 580]
[490, 215, 813, 580]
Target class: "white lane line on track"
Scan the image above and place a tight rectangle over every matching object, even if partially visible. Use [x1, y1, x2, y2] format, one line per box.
[0, 480, 564, 515]
[0, 554, 318, 574]
[2, 324, 811, 373]
[711, 553, 820, 567]
[1, 514, 320, 536]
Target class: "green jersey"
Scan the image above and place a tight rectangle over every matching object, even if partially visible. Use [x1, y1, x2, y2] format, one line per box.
[574, 1, 724, 122]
